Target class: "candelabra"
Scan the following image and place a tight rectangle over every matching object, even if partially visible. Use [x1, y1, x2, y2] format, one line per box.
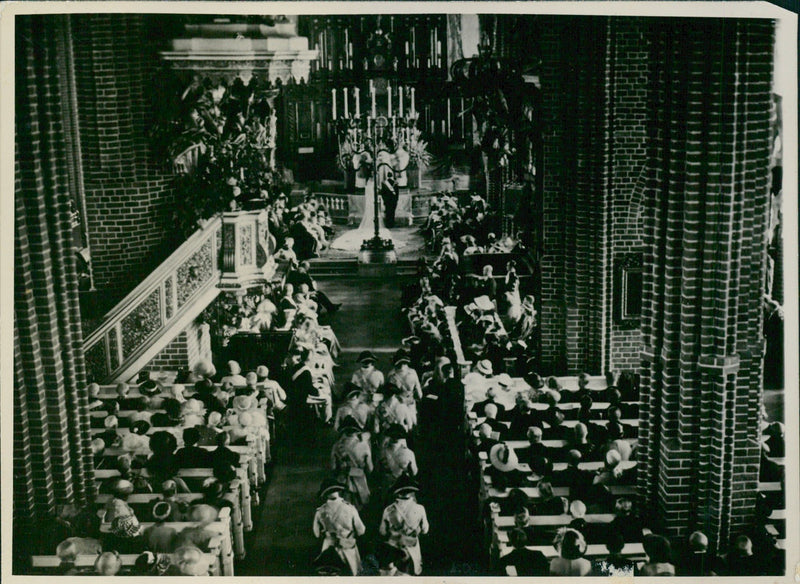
[332, 83, 419, 250]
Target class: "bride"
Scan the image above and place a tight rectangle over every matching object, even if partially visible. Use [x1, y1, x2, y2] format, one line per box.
[331, 176, 404, 252]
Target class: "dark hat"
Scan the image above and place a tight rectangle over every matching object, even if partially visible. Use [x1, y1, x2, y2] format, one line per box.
[391, 474, 420, 497]
[151, 500, 172, 522]
[131, 419, 152, 436]
[139, 379, 162, 397]
[393, 351, 411, 366]
[149, 430, 178, 455]
[318, 477, 346, 499]
[356, 350, 377, 364]
[385, 423, 407, 441]
[343, 382, 361, 400]
[338, 416, 362, 434]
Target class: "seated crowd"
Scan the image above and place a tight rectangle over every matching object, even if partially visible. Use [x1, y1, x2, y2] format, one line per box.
[30, 259, 347, 576]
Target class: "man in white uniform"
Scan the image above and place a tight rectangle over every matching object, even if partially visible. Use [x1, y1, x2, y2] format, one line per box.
[379, 475, 429, 575]
[312, 478, 366, 576]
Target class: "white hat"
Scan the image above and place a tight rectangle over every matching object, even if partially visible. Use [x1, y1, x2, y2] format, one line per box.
[496, 373, 513, 389]
[476, 360, 493, 376]
[489, 443, 519, 472]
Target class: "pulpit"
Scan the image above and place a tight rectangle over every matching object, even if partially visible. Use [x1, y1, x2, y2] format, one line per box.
[218, 211, 276, 293]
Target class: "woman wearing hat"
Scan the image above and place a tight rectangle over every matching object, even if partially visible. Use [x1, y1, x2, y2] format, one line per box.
[312, 478, 366, 576]
[142, 500, 178, 553]
[350, 351, 384, 396]
[104, 513, 145, 554]
[103, 478, 136, 523]
[220, 361, 247, 387]
[487, 443, 529, 490]
[379, 475, 429, 575]
[463, 359, 495, 404]
[331, 417, 374, 509]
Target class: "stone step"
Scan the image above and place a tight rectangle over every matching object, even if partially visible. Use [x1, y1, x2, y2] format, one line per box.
[308, 258, 419, 279]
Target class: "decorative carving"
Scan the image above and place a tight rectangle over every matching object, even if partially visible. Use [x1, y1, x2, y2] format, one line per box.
[177, 240, 214, 308]
[121, 290, 162, 357]
[164, 277, 174, 320]
[239, 224, 254, 265]
[84, 339, 108, 383]
[108, 329, 120, 370]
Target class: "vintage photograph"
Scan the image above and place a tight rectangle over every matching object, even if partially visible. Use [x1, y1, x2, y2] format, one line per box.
[5, 1, 796, 579]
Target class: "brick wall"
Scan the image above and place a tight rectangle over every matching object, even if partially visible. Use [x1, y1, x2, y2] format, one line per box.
[145, 321, 212, 372]
[637, 18, 774, 552]
[538, 16, 607, 375]
[71, 14, 179, 301]
[605, 18, 649, 373]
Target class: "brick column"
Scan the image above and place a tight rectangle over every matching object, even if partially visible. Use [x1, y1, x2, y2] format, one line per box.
[539, 16, 607, 374]
[638, 18, 774, 551]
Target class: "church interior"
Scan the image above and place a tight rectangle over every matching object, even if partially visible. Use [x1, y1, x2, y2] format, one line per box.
[10, 7, 792, 578]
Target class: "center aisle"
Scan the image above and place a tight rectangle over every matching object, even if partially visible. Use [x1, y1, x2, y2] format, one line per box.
[237, 276, 484, 576]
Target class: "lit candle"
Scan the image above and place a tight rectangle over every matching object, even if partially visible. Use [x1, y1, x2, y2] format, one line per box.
[438, 41, 442, 67]
[410, 87, 416, 116]
[387, 83, 392, 117]
[370, 80, 376, 117]
[399, 86, 404, 117]
[354, 87, 360, 117]
[332, 88, 337, 120]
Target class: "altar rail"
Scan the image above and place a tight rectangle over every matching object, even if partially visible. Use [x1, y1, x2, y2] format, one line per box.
[83, 217, 222, 383]
[313, 190, 439, 225]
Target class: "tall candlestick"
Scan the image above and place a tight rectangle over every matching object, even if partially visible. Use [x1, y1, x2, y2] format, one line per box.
[410, 87, 416, 116]
[354, 87, 360, 117]
[343, 87, 349, 118]
[332, 88, 337, 120]
[370, 81, 376, 117]
[438, 41, 442, 67]
[399, 86, 404, 117]
[387, 83, 392, 117]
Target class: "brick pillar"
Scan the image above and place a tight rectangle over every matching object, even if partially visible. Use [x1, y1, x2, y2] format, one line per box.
[638, 18, 774, 552]
[538, 17, 608, 375]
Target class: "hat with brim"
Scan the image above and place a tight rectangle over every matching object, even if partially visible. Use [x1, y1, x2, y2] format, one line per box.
[338, 416, 362, 434]
[318, 478, 347, 499]
[393, 352, 411, 366]
[139, 379, 162, 397]
[356, 350, 377, 364]
[256, 365, 269, 379]
[476, 360, 493, 376]
[111, 478, 135, 498]
[391, 474, 420, 497]
[151, 500, 172, 522]
[130, 412, 152, 435]
[233, 394, 253, 412]
[496, 373, 513, 389]
[489, 443, 519, 472]
[385, 423, 408, 441]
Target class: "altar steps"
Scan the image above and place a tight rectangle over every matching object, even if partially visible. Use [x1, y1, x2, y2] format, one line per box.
[308, 258, 420, 279]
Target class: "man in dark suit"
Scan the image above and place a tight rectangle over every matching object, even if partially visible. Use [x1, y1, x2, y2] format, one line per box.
[380, 170, 399, 228]
[498, 530, 549, 575]
[175, 427, 213, 468]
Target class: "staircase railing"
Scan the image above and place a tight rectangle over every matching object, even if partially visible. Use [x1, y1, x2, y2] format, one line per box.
[83, 217, 223, 383]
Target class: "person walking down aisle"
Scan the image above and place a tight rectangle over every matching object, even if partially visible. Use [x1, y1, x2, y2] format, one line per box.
[312, 478, 366, 576]
[379, 475, 429, 575]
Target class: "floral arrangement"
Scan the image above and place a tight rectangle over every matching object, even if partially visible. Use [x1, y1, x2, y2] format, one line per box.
[198, 284, 277, 345]
[404, 126, 432, 168]
[151, 76, 290, 236]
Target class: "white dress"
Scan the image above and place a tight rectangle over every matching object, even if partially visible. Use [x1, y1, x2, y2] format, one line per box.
[331, 179, 405, 251]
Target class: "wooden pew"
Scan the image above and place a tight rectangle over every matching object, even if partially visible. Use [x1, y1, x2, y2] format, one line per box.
[95, 487, 245, 559]
[31, 549, 221, 576]
[95, 467, 253, 534]
[98, 507, 233, 575]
